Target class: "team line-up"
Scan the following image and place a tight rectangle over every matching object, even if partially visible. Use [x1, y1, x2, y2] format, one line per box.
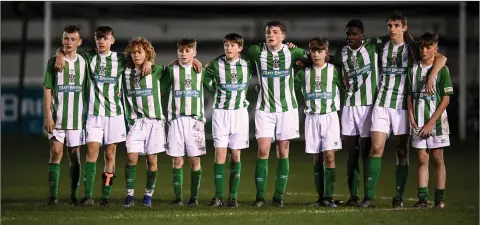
[44, 11, 453, 209]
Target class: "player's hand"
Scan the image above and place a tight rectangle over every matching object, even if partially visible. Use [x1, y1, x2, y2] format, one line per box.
[419, 121, 434, 138]
[426, 77, 436, 95]
[141, 61, 152, 76]
[295, 60, 305, 68]
[409, 118, 418, 129]
[255, 85, 260, 93]
[192, 58, 203, 73]
[286, 42, 297, 49]
[55, 53, 66, 72]
[44, 118, 54, 134]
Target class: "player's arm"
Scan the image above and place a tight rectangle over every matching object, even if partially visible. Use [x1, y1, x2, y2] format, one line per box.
[160, 66, 172, 96]
[43, 58, 55, 134]
[55, 47, 96, 72]
[419, 68, 454, 137]
[202, 60, 216, 93]
[427, 53, 448, 95]
[294, 69, 305, 94]
[406, 68, 417, 129]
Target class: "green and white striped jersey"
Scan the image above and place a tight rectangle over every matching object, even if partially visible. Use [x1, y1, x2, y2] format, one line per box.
[407, 64, 453, 136]
[204, 56, 252, 110]
[247, 44, 308, 113]
[43, 55, 88, 130]
[163, 64, 205, 122]
[334, 38, 381, 106]
[78, 49, 127, 117]
[295, 63, 342, 114]
[375, 41, 413, 110]
[122, 65, 166, 125]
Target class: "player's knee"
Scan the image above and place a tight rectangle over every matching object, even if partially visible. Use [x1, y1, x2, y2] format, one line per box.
[371, 142, 384, 156]
[147, 160, 157, 171]
[50, 147, 63, 162]
[230, 151, 241, 162]
[323, 151, 335, 165]
[417, 152, 429, 165]
[432, 154, 444, 168]
[172, 157, 183, 168]
[68, 148, 81, 165]
[190, 157, 201, 170]
[257, 148, 269, 159]
[127, 155, 138, 165]
[215, 149, 227, 164]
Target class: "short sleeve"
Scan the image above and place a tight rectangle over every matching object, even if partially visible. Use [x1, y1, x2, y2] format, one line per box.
[160, 66, 172, 93]
[438, 67, 454, 96]
[43, 57, 56, 89]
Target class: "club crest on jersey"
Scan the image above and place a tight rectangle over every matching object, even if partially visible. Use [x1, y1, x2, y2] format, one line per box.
[391, 53, 398, 68]
[350, 55, 359, 69]
[185, 79, 192, 89]
[68, 69, 75, 84]
[273, 56, 280, 69]
[134, 75, 141, 89]
[98, 62, 107, 76]
[314, 80, 322, 91]
[230, 72, 238, 83]
[420, 76, 427, 91]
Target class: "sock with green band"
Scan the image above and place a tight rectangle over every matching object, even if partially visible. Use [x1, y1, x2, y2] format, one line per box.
[48, 163, 60, 198]
[365, 157, 382, 200]
[434, 189, 445, 203]
[145, 170, 157, 196]
[125, 165, 137, 196]
[190, 169, 202, 200]
[324, 167, 336, 199]
[229, 161, 241, 200]
[395, 165, 409, 199]
[84, 162, 96, 198]
[313, 163, 325, 199]
[214, 163, 226, 199]
[172, 168, 183, 201]
[69, 163, 80, 199]
[255, 158, 268, 200]
[273, 158, 289, 200]
[418, 187, 428, 201]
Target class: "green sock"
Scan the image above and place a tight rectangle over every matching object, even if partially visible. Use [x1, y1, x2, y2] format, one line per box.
[273, 158, 290, 200]
[125, 165, 137, 192]
[84, 162, 96, 198]
[145, 170, 157, 196]
[214, 163, 226, 199]
[313, 163, 325, 199]
[101, 172, 114, 200]
[324, 167, 336, 199]
[434, 189, 445, 203]
[347, 154, 360, 198]
[255, 158, 268, 199]
[395, 165, 409, 199]
[48, 163, 60, 198]
[365, 157, 382, 200]
[229, 161, 241, 200]
[191, 169, 202, 200]
[69, 164, 80, 199]
[172, 168, 183, 201]
[418, 187, 428, 201]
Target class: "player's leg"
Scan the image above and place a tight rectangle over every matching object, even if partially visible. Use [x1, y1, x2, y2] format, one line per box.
[209, 109, 229, 207]
[189, 156, 202, 207]
[391, 109, 411, 208]
[123, 152, 139, 207]
[304, 114, 323, 206]
[341, 106, 362, 205]
[65, 129, 84, 205]
[171, 156, 184, 205]
[414, 148, 429, 208]
[430, 135, 449, 208]
[228, 149, 241, 207]
[320, 112, 342, 207]
[252, 110, 275, 206]
[272, 109, 300, 207]
[311, 154, 324, 206]
[47, 130, 65, 205]
[358, 106, 374, 202]
[167, 118, 186, 205]
[322, 150, 338, 207]
[186, 118, 206, 207]
[361, 106, 390, 207]
[144, 154, 158, 207]
[81, 115, 103, 205]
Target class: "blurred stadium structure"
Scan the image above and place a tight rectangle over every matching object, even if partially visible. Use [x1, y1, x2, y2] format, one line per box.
[1, 2, 478, 141]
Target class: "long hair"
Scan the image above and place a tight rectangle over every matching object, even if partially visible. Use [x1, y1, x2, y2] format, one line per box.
[124, 37, 156, 69]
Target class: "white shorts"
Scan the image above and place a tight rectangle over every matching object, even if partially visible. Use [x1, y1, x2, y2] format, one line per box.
[305, 112, 342, 154]
[86, 115, 127, 145]
[412, 135, 450, 149]
[126, 118, 166, 156]
[370, 106, 409, 135]
[342, 106, 373, 138]
[255, 109, 299, 141]
[212, 108, 249, 149]
[167, 117, 206, 157]
[48, 129, 85, 147]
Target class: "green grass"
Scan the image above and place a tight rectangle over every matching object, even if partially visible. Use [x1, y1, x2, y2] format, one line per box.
[2, 136, 478, 225]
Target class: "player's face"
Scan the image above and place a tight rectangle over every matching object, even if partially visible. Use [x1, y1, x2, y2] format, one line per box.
[95, 33, 115, 54]
[420, 43, 438, 61]
[387, 19, 407, 41]
[131, 46, 146, 67]
[177, 46, 197, 65]
[309, 49, 327, 64]
[265, 26, 285, 49]
[345, 26, 363, 49]
[224, 41, 243, 61]
[62, 32, 82, 54]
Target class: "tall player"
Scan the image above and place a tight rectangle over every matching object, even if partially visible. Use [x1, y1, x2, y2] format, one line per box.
[56, 26, 152, 206]
[333, 19, 380, 206]
[247, 21, 308, 207]
[121, 37, 166, 207]
[204, 33, 252, 208]
[44, 25, 87, 205]
[361, 11, 447, 208]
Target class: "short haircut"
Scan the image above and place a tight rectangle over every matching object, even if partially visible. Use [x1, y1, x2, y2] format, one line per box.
[124, 37, 156, 68]
[223, 33, 244, 47]
[177, 38, 197, 50]
[346, 19, 364, 33]
[419, 32, 439, 47]
[309, 37, 329, 51]
[265, 21, 287, 34]
[95, 26, 114, 39]
[63, 24, 81, 38]
[386, 11, 408, 26]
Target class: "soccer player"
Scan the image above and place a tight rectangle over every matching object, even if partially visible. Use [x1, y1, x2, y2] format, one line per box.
[361, 11, 447, 208]
[121, 37, 166, 207]
[56, 26, 152, 206]
[295, 38, 342, 207]
[333, 19, 380, 206]
[247, 21, 308, 207]
[407, 32, 452, 209]
[44, 25, 87, 205]
[203, 33, 251, 208]
[163, 38, 206, 207]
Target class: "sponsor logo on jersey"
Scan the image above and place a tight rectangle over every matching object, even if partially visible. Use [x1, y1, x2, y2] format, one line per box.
[306, 92, 332, 100]
[261, 70, 289, 78]
[175, 90, 200, 98]
[220, 83, 248, 91]
[58, 85, 82, 92]
[94, 75, 118, 84]
[127, 88, 153, 97]
[444, 87, 453, 93]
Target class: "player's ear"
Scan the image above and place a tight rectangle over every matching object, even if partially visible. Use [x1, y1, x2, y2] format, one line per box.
[402, 25, 408, 32]
[193, 49, 197, 57]
[78, 39, 83, 47]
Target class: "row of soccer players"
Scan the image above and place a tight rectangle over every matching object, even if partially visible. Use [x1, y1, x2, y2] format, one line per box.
[45, 11, 452, 209]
